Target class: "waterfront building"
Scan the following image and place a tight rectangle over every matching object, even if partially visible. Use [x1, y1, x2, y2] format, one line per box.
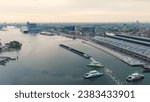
[64, 26, 75, 31]
[143, 30, 150, 38]
[27, 22, 39, 33]
[75, 26, 95, 36]
[92, 35, 150, 62]
[94, 27, 105, 36]
[106, 33, 150, 47]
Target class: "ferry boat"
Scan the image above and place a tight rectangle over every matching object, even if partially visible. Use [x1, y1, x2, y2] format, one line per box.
[126, 72, 144, 82]
[40, 31, 55, 36]
[87, 58, 104, 68]
[20, 27, 29, 33]
[83, 70, 103, 79]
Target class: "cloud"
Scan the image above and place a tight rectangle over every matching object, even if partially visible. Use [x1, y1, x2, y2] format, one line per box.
[0, 0, 150, 22]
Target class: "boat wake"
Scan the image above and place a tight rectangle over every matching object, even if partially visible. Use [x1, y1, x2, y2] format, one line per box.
[90, 57, 96, 61]
[104, 68, 123, 85]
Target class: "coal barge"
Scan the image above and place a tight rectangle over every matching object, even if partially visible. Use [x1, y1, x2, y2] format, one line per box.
[59, 44, 91, 58]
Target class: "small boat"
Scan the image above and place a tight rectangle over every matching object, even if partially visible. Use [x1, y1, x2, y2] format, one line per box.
[83, 70, 103, 79]
[87, 59, 104, 68]
[126, 72, 144, 82]
[20, 27, 29, 33]
[40, 32, 55, 36]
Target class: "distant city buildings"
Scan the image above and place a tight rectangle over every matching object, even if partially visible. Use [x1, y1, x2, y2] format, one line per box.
[56, 22, 150, 38]
[17, 21, 150, 38]
[94, 26, 106, 36]
[75, 26, 95, 36]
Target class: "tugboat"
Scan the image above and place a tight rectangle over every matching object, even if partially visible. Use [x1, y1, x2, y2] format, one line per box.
[126, 72, 144, 82]
[83, 70, 103, 79]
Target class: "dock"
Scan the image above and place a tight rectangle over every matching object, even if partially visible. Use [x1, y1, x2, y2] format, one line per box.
[0, 57, 9, 65]
[59, 44, 91, 59]
[142, 64, 150, 73]
[0, 56, 16, 65]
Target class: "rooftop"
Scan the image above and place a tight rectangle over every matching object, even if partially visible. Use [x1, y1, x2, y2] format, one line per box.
[92, 36, 150, 60]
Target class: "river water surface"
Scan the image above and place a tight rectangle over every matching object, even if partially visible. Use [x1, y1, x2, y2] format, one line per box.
[0, 27, 148, 85]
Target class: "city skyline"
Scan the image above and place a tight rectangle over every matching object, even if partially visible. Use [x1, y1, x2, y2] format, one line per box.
[0, 0, 150, 23]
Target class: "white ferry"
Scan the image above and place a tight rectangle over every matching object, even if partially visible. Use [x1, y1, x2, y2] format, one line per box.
[126, 72, 144, 82]
[83, 70, 103, 79]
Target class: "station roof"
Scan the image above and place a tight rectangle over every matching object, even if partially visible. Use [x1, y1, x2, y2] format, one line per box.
[107, 35, 150, 47]
[92, 36, 150, 59]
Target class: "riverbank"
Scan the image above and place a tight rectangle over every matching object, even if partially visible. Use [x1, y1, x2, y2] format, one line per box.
[83, 40, 150, 70]
[0, 40, 21, 66]
[60, 33, 150, 69]
[82, 41, 144, 66]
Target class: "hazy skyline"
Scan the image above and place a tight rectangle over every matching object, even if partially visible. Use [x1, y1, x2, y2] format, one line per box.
[0, 0, 150, 23]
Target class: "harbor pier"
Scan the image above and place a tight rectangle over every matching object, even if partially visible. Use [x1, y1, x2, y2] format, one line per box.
[0, 56, 16, 65]
[59, 44, 91, 59]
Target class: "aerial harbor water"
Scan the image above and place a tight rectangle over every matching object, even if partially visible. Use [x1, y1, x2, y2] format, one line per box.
[0, 27, 149, 85]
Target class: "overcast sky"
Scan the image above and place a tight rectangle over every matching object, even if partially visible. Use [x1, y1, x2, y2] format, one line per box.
[0, 0, 150, 22]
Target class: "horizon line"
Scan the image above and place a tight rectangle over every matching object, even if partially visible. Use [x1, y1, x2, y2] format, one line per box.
[1, 21, 150, 24]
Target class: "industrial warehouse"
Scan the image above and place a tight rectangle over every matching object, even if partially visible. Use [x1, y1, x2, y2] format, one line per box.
[92, 34, 150, 69]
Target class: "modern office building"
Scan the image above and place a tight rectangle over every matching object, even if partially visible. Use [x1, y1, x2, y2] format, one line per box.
[27, 22, 39, 33]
